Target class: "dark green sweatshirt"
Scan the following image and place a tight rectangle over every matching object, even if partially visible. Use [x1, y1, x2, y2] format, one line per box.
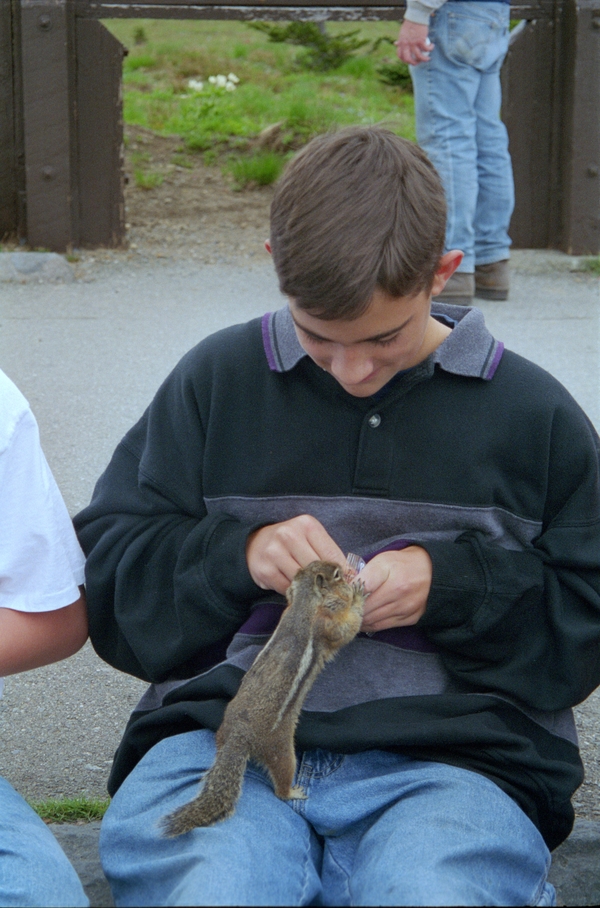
[75, 303, 600, 850]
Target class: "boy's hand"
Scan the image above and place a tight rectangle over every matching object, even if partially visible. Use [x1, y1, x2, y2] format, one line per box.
[395, 21, 433, 65]
[358, 547, 432, 633]
[246, 514, 346, 594]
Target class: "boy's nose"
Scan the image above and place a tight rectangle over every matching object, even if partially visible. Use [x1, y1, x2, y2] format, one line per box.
[329, 347, 373, 385]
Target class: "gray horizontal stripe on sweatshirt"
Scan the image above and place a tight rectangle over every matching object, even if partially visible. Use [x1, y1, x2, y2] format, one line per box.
[204, 494, 541, 555]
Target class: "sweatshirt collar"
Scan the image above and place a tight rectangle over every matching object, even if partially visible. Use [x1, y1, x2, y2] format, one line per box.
[261, 302, 504, 381]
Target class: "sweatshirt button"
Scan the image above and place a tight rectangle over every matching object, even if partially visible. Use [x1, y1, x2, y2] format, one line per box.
[368, 414, 381, 428]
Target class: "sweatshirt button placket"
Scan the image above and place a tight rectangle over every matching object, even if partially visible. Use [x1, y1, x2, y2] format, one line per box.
[368, 414, 381, 428]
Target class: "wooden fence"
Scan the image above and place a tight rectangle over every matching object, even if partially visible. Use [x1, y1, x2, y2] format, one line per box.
[0, 0, 599, 254]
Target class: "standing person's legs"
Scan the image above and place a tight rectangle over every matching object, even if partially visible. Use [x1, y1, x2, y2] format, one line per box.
[410, 4, 482, 276]
[296, 750, 555, 907]
[100, 730, 323, 906]
[411, 2, 514, 302]
[472, 4, 514, 298]
[0, 776, 89, 907]
[473, 66, 513, 268]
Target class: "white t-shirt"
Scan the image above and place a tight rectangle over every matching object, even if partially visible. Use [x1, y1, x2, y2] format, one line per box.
[0, 368, 85, 697]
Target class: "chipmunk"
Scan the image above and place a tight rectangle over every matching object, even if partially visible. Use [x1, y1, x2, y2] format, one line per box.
[161, 560, 365, 836]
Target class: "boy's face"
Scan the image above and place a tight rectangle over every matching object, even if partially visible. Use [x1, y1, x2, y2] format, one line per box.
[290, 286, 450, 398]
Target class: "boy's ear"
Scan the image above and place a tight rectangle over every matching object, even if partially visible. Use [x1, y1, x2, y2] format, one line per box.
[430, 250, 464, 296]
[265, 239, 272, 255]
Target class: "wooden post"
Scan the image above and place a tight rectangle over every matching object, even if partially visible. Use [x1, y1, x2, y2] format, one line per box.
[554, 0, 600, 254]
[0, 1, 17, 238]
[76, 19, 126, 247]
[19, 0, 77, 251]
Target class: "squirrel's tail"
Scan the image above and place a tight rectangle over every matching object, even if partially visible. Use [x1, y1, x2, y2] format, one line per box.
[160, 741, 248, 837]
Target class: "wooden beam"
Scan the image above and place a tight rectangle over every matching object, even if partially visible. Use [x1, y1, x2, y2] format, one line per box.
[76, 0, 556, 21]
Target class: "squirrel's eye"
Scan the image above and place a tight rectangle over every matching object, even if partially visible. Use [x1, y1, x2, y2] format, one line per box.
[332, 568, 341, 581]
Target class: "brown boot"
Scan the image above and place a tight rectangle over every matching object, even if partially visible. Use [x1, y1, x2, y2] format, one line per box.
[432, 272, 474, 305]
[475, 260, 509, 300]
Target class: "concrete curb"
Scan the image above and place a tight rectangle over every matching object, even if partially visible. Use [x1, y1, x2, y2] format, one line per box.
[51, 817, 600, 907]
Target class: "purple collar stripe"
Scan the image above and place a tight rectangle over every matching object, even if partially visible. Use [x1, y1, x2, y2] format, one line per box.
[261, 312, 279, 372]
[484, 341, 505, 380]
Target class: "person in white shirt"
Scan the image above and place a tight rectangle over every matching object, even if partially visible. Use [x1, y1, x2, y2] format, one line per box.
[0, 368, 89, 907]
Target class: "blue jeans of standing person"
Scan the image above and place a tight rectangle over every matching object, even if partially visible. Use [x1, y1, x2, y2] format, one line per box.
[410, 1, 514, 273]
[99, 729, 555, 906]
[0, 776, 89, 907]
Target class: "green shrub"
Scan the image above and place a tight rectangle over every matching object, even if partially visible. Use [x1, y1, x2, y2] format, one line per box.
[249, 22, 369, 72]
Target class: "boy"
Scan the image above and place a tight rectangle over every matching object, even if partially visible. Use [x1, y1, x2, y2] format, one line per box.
[75, 127, 600, 906]
[0, 367, 89, 907]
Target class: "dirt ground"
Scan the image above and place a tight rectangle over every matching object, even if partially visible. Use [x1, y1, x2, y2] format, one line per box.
[119, 124, 274, 265]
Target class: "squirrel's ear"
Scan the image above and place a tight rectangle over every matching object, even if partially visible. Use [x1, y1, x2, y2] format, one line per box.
[315, 572, 326, 589]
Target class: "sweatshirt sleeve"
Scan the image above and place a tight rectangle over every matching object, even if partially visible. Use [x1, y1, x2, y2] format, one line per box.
[404, 0, 447, 25]
[418, 401, 600, 712]
[74, 353, 263, 683]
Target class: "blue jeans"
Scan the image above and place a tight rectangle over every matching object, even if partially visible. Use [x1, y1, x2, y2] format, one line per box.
[100, 729, 555, 906]
[410, 1, 514, 272]
[0, 776, 88, 907]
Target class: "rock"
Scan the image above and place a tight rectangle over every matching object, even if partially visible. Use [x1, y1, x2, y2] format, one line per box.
[255, 122, 286, 153]
[50, 821, 114, 907]
[548, 819, 600, 906]
[0, 252, 75, 283]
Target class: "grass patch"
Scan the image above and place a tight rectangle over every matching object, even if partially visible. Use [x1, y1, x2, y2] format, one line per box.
[104, 19, 414, 168]
[579, 256, 600, 274]
[134, 168, 164, 189]
[228, 150, 287, 188]
[30, 796, 110, 824]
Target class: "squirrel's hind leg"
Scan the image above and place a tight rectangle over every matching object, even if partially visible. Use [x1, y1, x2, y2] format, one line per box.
[260, 738, 306, 801]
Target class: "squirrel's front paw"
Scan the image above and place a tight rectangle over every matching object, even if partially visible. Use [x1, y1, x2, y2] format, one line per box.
[287, 785, 308, 800]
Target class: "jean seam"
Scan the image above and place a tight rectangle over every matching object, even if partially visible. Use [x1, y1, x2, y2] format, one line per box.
[324, 843, 352, 906]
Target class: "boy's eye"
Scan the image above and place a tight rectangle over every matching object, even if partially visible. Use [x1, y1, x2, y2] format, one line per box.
[375, 334, 399, 347]
[303, 331, 400, 347]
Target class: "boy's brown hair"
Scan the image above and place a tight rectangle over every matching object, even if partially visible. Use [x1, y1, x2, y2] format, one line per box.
[269, 126, 447, 319]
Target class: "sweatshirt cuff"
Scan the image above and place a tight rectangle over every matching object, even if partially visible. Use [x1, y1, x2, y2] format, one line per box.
[417, 536, 488, 630]
[405, 1, 435, 25]
[202, 515, 264, 606]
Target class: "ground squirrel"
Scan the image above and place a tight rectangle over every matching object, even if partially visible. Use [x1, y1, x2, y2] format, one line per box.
[161, 560, 365, 836]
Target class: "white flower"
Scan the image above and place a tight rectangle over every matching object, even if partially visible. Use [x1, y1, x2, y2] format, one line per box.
[187, 78, 204, 92]
[206, 73, 239, 92]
